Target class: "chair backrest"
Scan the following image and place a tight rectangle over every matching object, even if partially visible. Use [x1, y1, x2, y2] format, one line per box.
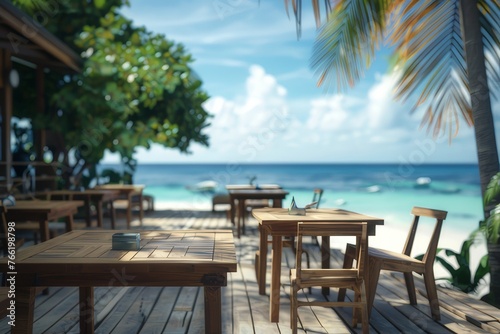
[312, 188, 323, 209]
[295, 221, 368, 280]
[403, 206, 448, 268]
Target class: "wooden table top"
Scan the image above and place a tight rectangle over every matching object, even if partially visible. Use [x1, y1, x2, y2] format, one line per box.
[5, 200, 84, 213]
[6, 229, 237, 274]
[228, 189, 289, 196]
[94, 184, 145, 192]
[44, 189, 121, 200]
[225, 184, 281, 190]
[252, 207, 384, 234]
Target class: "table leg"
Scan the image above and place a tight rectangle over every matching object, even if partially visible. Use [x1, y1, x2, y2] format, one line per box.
[138, 192, 144, 226]
[321, 235, 331, 295]
[229, 196, 236, 226]
[38, 220, 49, 242]
[13, 287, 35, 334]
[204, 286, 222, 334]
[237, 200, 245, 238]
[126, 193, 132, 229]
[270, 235, 283, 322]
[95, 200, 104, 228]
[109, 201, 116, 229]
[79, 287, 94, 334]
[258, 225, 268, 295]
[65, 214, 75, 233]
[240, 200, 246, 235]
[84, 198, 92, 227]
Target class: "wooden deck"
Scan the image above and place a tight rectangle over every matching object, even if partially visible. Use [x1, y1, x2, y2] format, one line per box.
[1, 208, 500, 333]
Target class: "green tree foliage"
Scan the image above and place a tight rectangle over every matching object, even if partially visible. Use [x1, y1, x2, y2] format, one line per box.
[418, 234, 490, 295]
[12, 0, 210, 186]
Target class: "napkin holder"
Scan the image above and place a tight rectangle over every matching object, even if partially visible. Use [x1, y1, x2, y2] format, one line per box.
[288, 197, 318, 216]
[112, 232, 141, 250]
[288, 197, 306, 215]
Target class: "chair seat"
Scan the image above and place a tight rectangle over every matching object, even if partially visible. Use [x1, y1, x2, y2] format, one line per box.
[369, 247, 425, 271]
[348, 243, 425, 268]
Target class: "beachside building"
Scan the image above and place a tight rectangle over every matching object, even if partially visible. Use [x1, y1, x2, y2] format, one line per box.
[0, 0, 81, 194]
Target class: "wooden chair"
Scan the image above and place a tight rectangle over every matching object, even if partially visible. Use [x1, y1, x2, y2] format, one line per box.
[0, 205, 25, 256]
[338, 206, 448, 321]
[312, 188, 323, 208]
[290, 221, 369, 334]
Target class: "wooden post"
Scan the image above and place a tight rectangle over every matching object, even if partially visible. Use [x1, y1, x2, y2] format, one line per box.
[35, 66, 46, 159]
[0, 49, 13, 191]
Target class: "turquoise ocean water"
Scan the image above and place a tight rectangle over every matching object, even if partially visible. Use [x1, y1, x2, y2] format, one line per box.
[100, 163, 482, 231]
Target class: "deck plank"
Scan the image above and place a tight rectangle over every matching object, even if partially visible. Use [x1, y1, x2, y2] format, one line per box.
[94, 286, 145, 334]
[162, 286, 198, 334]
[139, 287, 180, 334]
[111, 286, 163, 334]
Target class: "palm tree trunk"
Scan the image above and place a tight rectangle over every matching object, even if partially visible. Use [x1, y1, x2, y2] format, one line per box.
[459, 0, 500, 306]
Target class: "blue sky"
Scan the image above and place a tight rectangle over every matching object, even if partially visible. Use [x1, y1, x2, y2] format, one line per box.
[105, 0, 496, 164]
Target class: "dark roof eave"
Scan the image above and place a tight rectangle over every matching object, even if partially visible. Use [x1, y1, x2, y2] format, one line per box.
[0, 0, 82, 72]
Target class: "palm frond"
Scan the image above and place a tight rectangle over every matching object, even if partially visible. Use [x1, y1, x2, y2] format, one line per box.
[479, 0, 500, 101]
[390, 0, 473, 140]
[284, 0, 333, 38]
[311, 0, 390, 91]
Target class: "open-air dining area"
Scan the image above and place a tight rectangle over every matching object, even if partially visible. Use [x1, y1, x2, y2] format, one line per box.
[0, 207, 499, 333]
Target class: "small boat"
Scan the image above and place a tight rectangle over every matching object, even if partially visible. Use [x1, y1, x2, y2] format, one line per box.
[366, 185, 381, 193]
[335, 198, 346, 206]
[414, 177, 431, 189]
[187, 180, 218, 193]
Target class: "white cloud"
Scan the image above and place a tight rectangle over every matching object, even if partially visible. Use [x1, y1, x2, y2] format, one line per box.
[200, 65, 290, 161]
[366, 72, 402, 130]
[307, 95, 350, 131]
[124, 65, 480, 164]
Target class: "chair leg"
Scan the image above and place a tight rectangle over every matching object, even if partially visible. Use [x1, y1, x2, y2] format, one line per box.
[254, 251, 260, 282]
[403, 271, 417, 305]
[352, 291, 360, 328]
[423, 271, 441, 321]
[290, 284, 298, 333]
[367, 258, 382, 318]
[360, 281, 369, 334]
[338, 244, 356, 301]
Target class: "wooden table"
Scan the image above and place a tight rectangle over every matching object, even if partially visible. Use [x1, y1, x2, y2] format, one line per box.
[3, 200, 84, 242]
[43, 189, 121, 228]
[225, 184, 281, 190]
[252, 207, 384, 322]
[227, 188, 288, 238]
[94, 184, 145, 229]
[0, 229, 237, 334]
